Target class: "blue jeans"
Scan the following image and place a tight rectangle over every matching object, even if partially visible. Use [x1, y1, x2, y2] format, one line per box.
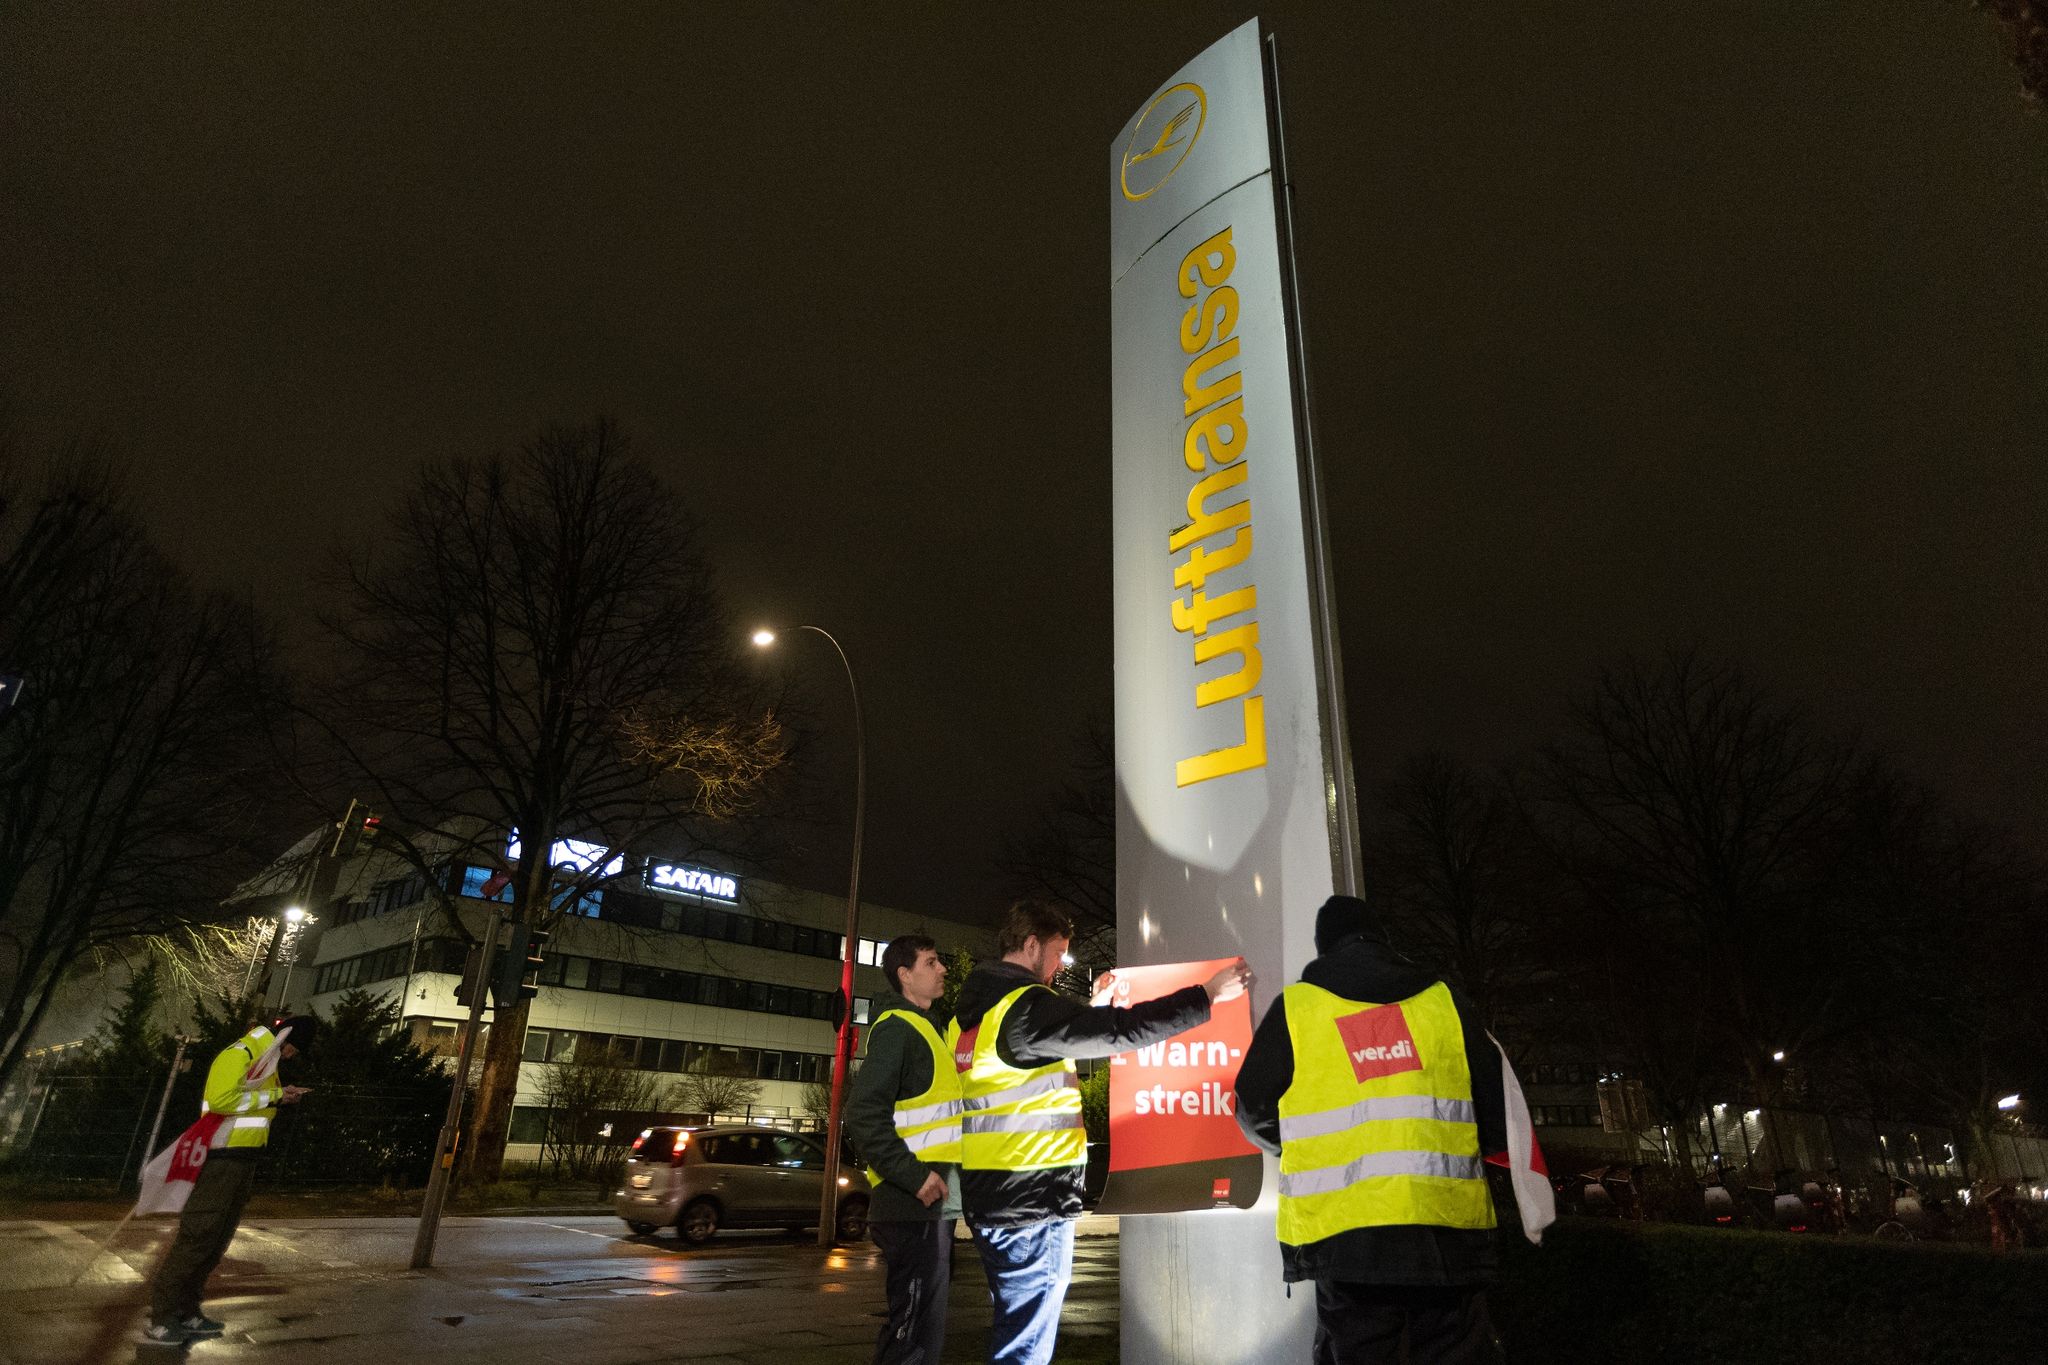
[968, 1218, 1074, 1365]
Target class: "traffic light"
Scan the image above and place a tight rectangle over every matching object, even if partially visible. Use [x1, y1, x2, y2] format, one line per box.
[452, 942, 486, 1009]
[492, 923, 549, 1008]
[332, 810, 383, 861]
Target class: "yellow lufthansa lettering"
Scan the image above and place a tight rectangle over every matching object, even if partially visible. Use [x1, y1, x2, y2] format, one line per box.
[1175, 696, 1268, 787]
[1178, 227, 1237, 298]
[1193, 622, 1262, 706]
[1182, 336, 1242, 416]
[1172, 584, 1256, 637]
[1168, 462, 1249, 553]
[1181, 286, 1239, 355]
[1168, 221, 1267, 787]
[1174, 527, 1251, 591]
[1183, 397, 1248, 471]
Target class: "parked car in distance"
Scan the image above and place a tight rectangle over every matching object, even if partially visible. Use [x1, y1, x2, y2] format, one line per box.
[614, 1125, 868, 1245]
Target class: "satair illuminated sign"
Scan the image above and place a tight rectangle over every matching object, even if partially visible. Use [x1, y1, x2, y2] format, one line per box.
[643, 861, 740, 904]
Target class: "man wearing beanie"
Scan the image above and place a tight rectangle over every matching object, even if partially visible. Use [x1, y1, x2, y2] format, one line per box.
[143, 1014, 315, 1346]
[1234, 897, 1526, 1364]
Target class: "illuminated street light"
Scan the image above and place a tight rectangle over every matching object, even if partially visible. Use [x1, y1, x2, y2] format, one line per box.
[753, 623, 864, 1248]
[1997, 1093, 2022, 1111]
[284, 906, 307, 924]
[1772, 1050, 1785, 1062]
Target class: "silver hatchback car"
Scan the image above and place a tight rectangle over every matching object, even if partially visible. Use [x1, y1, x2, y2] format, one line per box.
[613, 1125, 869, 1244]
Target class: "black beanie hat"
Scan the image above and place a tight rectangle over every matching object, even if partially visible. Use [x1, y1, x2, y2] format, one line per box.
[1313, 895, 1374, 958]
[274, 1015, 319, 1054]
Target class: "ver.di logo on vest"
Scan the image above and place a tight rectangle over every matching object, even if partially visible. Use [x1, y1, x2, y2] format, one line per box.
[1333, 1005, 1424, 1083]
[1121, 81, 1206, 202]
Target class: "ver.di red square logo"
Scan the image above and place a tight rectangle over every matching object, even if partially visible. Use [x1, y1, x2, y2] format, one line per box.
[1333, 1005, 1423, 1083]
[952, 1026, 979, 1074]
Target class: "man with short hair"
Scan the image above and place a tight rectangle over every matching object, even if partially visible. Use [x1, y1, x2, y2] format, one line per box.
[847, 934, 963, 1365]
[950, 901, 1250, 1365]
[144, 1014, 315, 1346]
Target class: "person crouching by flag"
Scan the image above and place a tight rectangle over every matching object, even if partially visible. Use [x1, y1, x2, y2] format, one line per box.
[140, 1014, 315, 1346]
[1233, 898, 1554, 1365]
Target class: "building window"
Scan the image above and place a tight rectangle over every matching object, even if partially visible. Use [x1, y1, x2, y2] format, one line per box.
[458, 865, 515, 903]
[508, 1106, 549, 1144]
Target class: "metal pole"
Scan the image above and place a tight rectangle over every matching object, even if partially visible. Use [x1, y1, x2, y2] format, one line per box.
[410, 907, 503, 1270]
[137, 1036, 190, 1185]
[800, 625, 864, 1248]
[239, 921, 271, 1000]
[253, 858, 315, 1007]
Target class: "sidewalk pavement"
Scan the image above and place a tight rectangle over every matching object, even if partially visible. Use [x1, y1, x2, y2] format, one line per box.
[0, 1214, 1124, 1365]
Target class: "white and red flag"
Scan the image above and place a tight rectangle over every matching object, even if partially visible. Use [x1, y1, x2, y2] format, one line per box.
[1483, 1036, 1556, 1245]
[132, 1114, 228, 1216]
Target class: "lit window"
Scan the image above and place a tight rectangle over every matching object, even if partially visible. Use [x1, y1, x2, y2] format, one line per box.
[856, 939, 877, 966]
[459, 866, 515, 903]
[854, 996, 871, 1026]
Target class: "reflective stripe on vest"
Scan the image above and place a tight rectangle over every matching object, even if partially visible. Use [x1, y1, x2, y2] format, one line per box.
[201, 1028, 283, 1151]
[945, 985, 1086, 1172]
[1276, 981, 1494, 1245]
[865, 1008, 964, 1187]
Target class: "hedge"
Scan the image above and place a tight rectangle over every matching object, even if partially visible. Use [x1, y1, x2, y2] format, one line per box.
[1494, 1219, 2048, 1365]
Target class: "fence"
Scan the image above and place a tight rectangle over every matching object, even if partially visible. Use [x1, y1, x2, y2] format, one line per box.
[1, 1075, 442, 1193]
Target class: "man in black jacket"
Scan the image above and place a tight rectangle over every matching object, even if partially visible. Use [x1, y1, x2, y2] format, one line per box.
[1234, 896, 1511, 1364]
[846, 934, 961, 1365]
[952, 900, 1249, 1365]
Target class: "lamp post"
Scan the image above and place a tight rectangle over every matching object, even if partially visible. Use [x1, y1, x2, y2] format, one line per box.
[274, 906, 308, 1009]
[753, 624, 864, 1247]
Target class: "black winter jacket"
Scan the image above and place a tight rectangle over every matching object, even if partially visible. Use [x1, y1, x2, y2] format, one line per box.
[1233, 938, 1511, 1286]
[953, 960, 1211, 1225]
[844, 989, 961, 1223]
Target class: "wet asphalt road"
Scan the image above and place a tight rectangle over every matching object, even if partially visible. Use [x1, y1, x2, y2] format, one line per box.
[0, 1214, 1123, 1365]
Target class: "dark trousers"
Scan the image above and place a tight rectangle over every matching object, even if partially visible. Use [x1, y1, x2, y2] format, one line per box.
[869, 1217, 955, 1365]
[150, 1155, 258, 1323]
[1312, 1282, 1503, 1365]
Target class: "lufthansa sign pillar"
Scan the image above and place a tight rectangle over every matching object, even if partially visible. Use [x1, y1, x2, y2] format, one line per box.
[1110, 19, 1358, 1363]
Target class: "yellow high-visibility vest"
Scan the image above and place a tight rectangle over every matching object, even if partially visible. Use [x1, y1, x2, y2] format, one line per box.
[1276, 981, 1494, 1245]
[865, 1007, 964, 1186]
[946, 985, 1086, 1172]
[199, 1026, 284, 1150]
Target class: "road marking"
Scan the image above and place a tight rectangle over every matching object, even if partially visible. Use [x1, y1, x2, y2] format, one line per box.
[512, 1220, 622, 1243]
[32, 1221, 143, 1283]
[236, 1225, 355, 1269]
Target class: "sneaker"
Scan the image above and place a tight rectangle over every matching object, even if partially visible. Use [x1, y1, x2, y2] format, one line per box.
[178, 1314, 226, 1336]
[139, 1321, 191, 1346]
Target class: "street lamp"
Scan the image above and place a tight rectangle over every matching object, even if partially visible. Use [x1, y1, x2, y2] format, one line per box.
[753, 623, 864, 1248]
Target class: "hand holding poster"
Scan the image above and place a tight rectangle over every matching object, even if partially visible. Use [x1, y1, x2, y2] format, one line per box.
[1092, 958, 1263, 1214]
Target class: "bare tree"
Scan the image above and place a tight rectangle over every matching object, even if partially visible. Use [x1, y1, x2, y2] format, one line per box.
[1823, 766, 2048, 1176]
[312, 419, 787, 1181]
[677, 1070, 763, 1120]
[999, 717, 1115, 969]
[1364, 751, 1546, 1042]
[799, 1079, 832, 1127]
[0, 458, 279, 1097]
[1975, 0, 2048, 103]
[1527, 652, 1861, 1172]
[535, 1043, 673, 1186]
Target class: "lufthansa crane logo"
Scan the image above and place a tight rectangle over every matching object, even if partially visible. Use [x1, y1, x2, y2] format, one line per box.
[1121, 82, 1206, 202]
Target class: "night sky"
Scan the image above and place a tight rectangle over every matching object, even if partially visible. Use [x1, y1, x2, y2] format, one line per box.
[4, 4, 2043, 923]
